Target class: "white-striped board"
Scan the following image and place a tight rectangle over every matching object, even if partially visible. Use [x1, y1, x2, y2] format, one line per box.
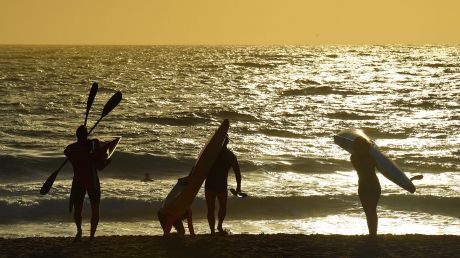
[334, 129, 415, 193]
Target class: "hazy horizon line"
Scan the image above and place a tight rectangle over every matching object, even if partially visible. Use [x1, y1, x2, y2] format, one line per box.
[1, 43, 459, 47]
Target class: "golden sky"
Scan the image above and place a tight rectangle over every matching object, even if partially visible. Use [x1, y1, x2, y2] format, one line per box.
[1, 0, 459, 45]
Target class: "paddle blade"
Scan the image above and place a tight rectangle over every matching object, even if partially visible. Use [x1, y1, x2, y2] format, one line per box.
[84, 82, 99, 126]
[101, 91, 122, 118]
[88, 91, 122, 135]
[40, 170, 59, 195]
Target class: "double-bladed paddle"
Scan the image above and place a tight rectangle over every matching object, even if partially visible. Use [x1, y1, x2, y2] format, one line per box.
[40, 88, 122, 195]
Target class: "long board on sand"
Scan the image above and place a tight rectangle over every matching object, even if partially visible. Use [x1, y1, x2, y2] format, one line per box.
[164, 119, 229, 219]
[334, 129, 415, 193]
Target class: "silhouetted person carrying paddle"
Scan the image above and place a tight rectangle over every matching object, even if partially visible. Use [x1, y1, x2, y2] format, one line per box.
[350, 136, 381, 237]
[65, 125, 110, 241]
[205, 135, 242, 235]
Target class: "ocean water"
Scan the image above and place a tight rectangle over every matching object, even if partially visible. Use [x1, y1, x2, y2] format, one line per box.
[0, 45, 459, 237]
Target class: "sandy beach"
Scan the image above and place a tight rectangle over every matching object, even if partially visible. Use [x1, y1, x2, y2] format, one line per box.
[1, 234, 459, 258]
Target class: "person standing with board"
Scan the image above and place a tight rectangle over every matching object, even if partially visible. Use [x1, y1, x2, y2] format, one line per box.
[65, 125, 112, 241]
[204, 135, 242, 235]
[159, 119, 229, 235]
[350, 136, 381, 237]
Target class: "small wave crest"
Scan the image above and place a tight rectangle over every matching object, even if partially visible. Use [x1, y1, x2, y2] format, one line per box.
[281, 85, 360, 96]
[326, 111, 376, 120]
[258, 128, 304, 138]
[282, 86, 334, 96]
[0, 195, 457, 223]
[295, 79, 321, 85]
[231, 62, 276, 68]
[135, 110, 258, 126]
[135, 114, 208, 126]
[107, 152, 195, 178]
[0, 196, 353, 222]
[425, 63, 459, 68]
[0, 152, 196, 182]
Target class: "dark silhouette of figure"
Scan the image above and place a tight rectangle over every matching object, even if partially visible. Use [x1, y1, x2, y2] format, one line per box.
[205, 135, 241, 234]
[157, 176, 195, 235]
[142, 173, 153, 182]
[65, 125, 110, 241]
[350, 136, 381, 237]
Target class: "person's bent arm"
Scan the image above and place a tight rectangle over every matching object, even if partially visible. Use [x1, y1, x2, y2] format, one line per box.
[231, 153, 242, 192]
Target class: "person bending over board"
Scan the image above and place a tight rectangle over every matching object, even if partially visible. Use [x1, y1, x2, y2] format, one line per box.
[65, 125, 111, 241]
[157, 208, 194, 236]
[205, 135, 242, 235]
[157, 176, 195, 235]
[350, 136, 381, 237]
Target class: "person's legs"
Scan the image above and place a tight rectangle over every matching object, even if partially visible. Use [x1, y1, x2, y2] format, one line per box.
[216, 192, 228, 233]
[90, 202, 100, 239]
[359, 193, 379, 237]
[73, 203, 83, 241]
[71, 183, 85, 242]
[205, 189, 217, 234]
[185, 209, 195, 235]
[173, 219, 185, 235]
[88, 188, 101, 240]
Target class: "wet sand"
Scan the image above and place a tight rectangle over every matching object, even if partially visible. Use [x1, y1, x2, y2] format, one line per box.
[1, 234, 459, 257]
